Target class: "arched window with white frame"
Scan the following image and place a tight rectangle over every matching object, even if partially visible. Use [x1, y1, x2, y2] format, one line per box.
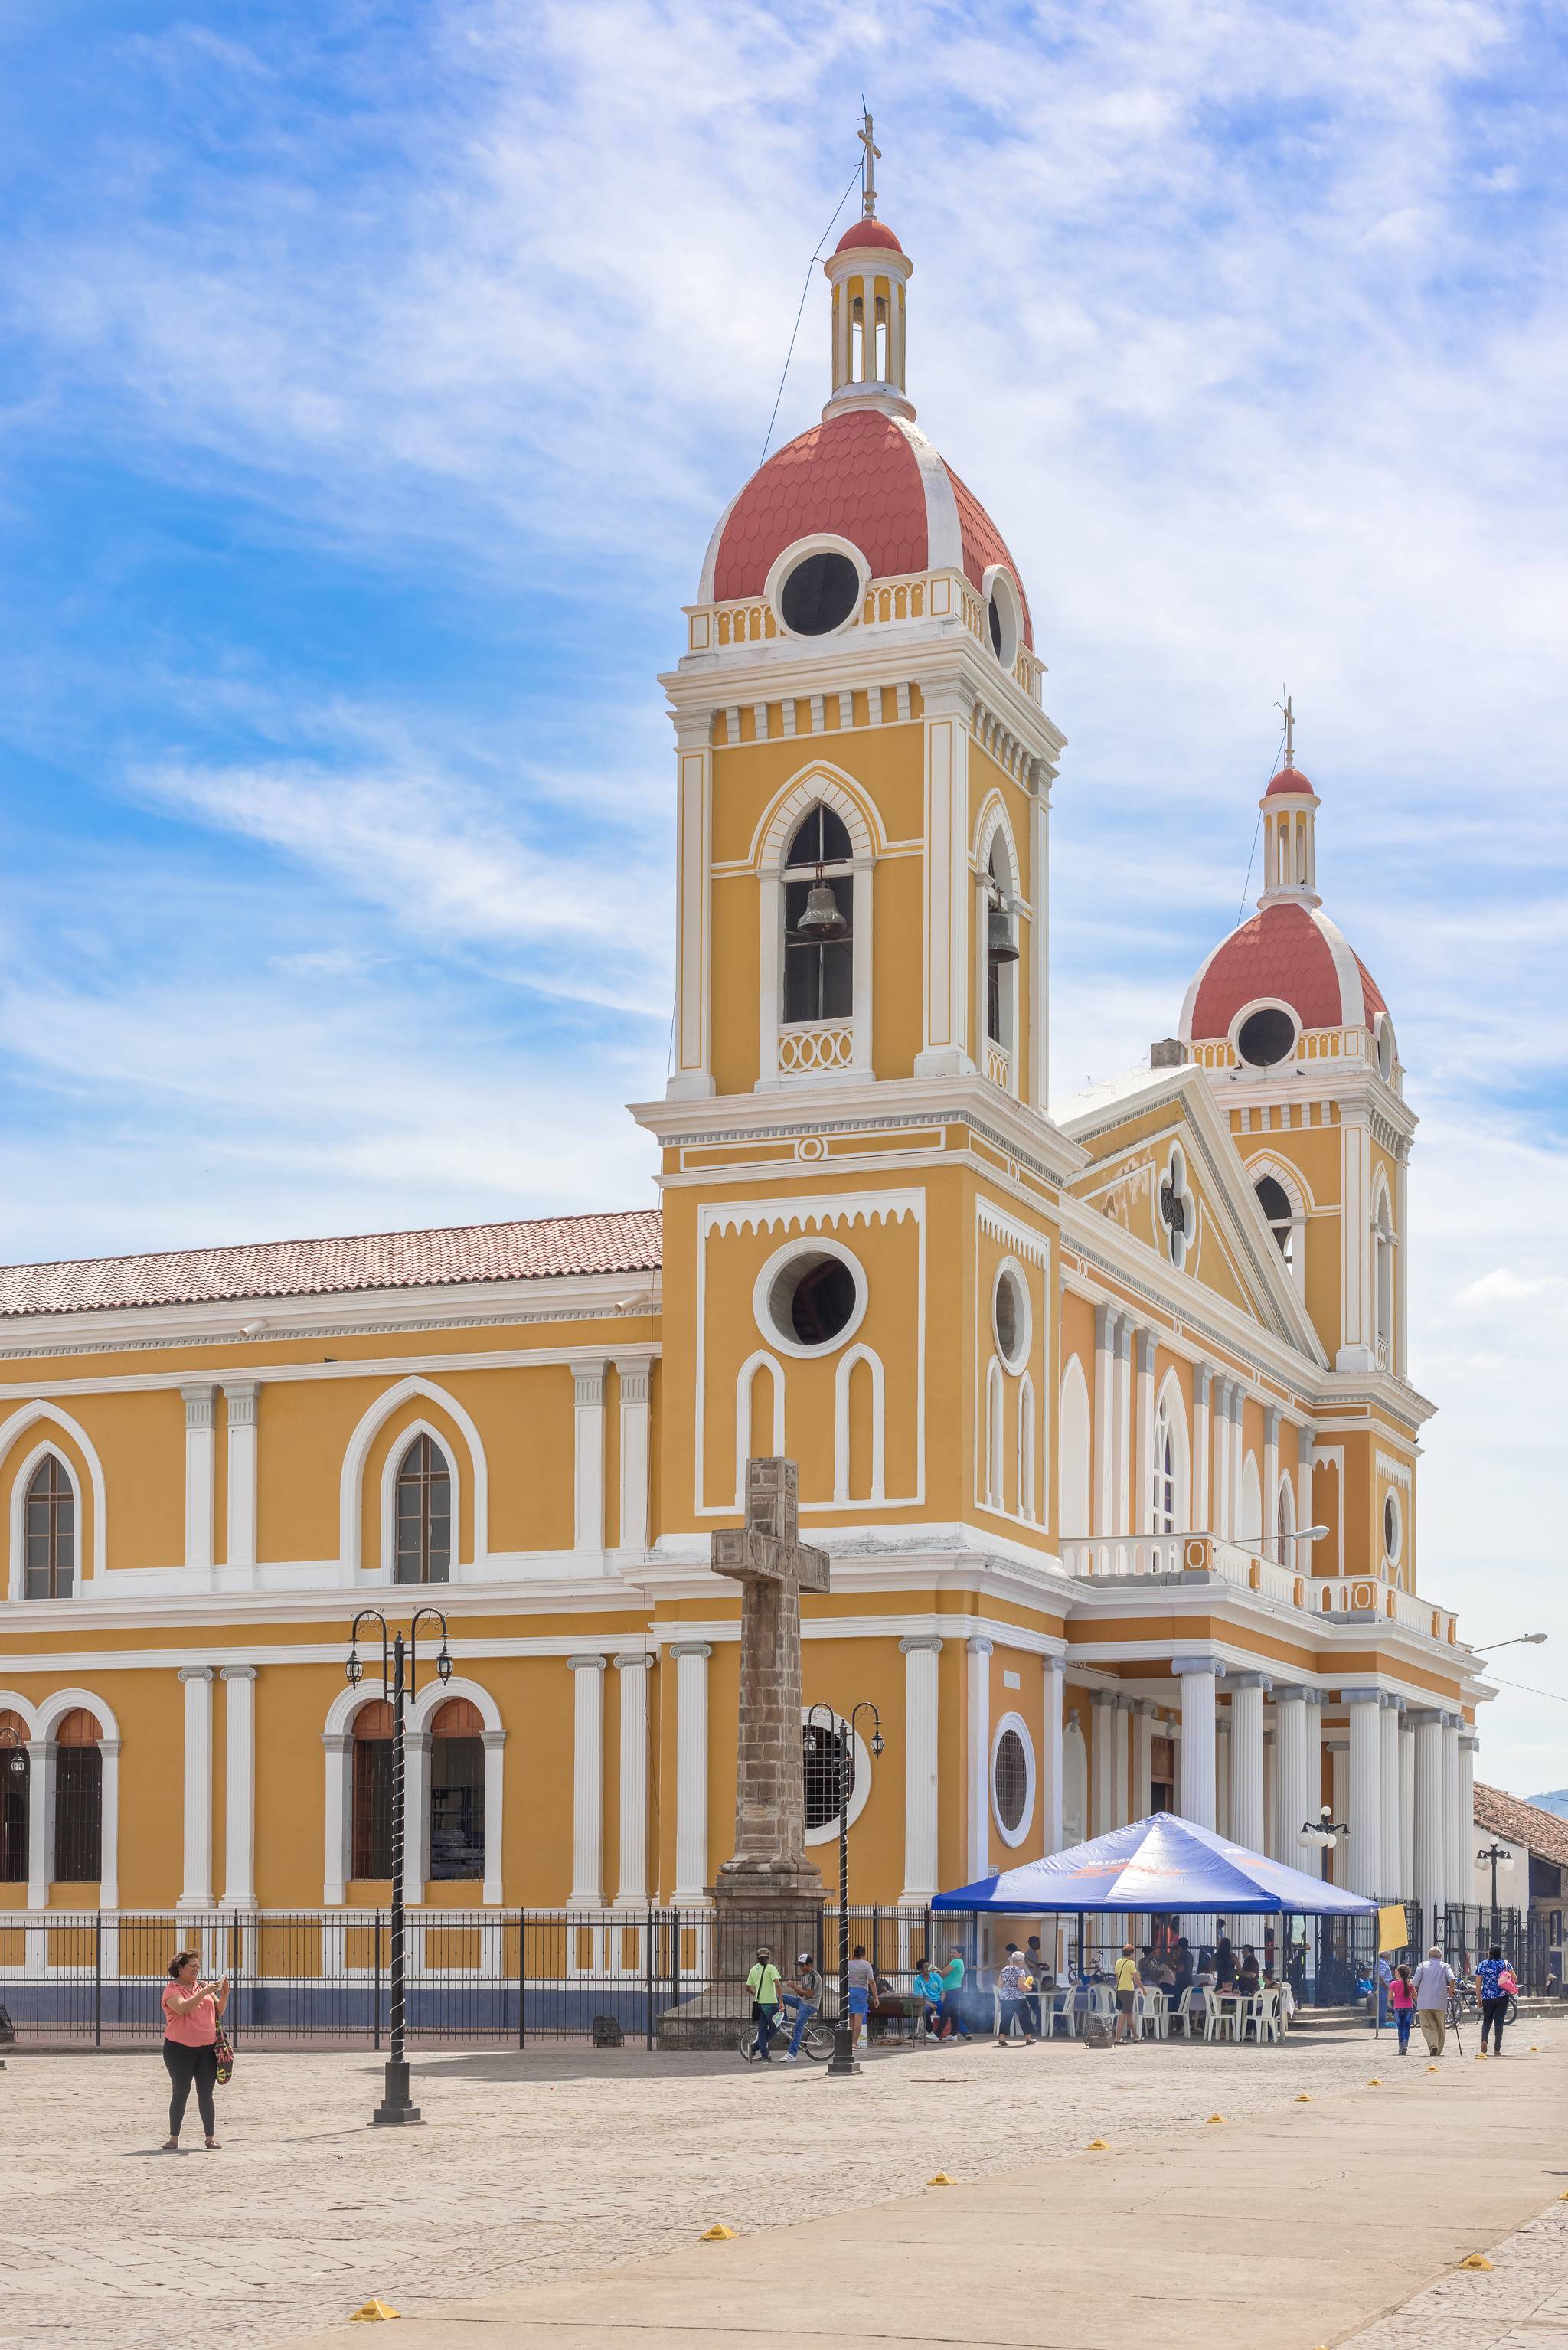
[782, 804, 854, 1025]
[1058, 1356, 1092, 1540]
[1373, 1180, 1394, 1371]
[1274, 1471, 1296, 1565]
[394, 1433, 452, 1584]
[24, 1453, 75, 1599]
[1018, 1371, 1037, 1525]
[758, 774, 876, 1086]
[1152, 1401, 1178, 1534]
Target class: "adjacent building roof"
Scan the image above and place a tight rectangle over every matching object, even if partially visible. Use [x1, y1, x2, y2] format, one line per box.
[1473, 1781, 1568, 1871]
[0, 1208, 664, 1319]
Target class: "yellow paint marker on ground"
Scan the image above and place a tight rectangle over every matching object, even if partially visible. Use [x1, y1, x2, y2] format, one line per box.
[348, 2305, 400, 2325]
[699, 2224, 737, 2241]
[1459, 2254, 1494, 2270]
[1427, 2064, 1440, 2072]
[927, 2173, 958, 2186]
[1205, 2113, 1225, 2124]
[1295, 2092, 1314, 2102]
[1086, 2139, 1110, 2151]
[1367, 2077, 1383, 2086]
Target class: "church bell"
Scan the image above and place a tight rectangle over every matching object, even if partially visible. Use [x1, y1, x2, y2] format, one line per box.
[988, 895, 1019, 963]
[797, 878, 848, 939]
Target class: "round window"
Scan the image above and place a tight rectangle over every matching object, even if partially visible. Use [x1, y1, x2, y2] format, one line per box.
[766, 1250, 858, 1349]
[993, 1266, 1028, 1371]
[779, 550, 861, 636]
[1236, 1006, 1298, 1067]
[1383, 1492, 1401, 1562]
[1376, 1018, 1396, 1082]
[993, 1727, 1028, 1832]
[988, 596, 1004, 657]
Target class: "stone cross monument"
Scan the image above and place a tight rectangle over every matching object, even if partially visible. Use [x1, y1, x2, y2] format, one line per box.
[712, 1456, 831, 1909]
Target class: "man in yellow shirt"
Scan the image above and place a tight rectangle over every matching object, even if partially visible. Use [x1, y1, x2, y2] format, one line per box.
[1112, 1942, 1142, 2044]
[746, 1946, 784, 2062]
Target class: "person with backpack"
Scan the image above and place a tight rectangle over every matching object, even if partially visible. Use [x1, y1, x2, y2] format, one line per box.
[1475, 1945, 1514, 2055]
[160, 1949, 230, 2150]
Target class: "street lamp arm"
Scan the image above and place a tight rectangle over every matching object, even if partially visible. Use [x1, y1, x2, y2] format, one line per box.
[347, 1608, 391, 1700]
[1472, 1634, 1548, 1653]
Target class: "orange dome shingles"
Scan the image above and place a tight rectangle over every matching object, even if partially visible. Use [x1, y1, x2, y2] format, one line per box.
[943, 459, 1034, 649]
[834, 218, 903, 254]
[1189, 902, 1348, 1038]
[1355, 953, 1387, 1022]
[0, 1208, 663, 1318]
[1264, 766, 1317, 798]
[712, 412, 929, 603]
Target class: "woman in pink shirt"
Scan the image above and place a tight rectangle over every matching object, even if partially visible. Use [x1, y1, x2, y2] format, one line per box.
[161, 1950, 230, 2149]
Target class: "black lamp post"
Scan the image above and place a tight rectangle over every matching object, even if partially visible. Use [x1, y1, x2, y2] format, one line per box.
[808, 1699, 884, 2080]
[346, 1607, 452, 2126]
[1476, 1841, 1514, 1947]
[1299, 1805, 1349, 1997]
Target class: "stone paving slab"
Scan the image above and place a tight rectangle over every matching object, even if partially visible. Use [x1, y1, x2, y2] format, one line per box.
[3, 2025, 1564, 2350]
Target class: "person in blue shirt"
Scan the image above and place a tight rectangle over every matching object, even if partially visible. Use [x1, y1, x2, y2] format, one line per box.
[1475, 1945, 1514, 2055]
[912, 1955, 946, 2038]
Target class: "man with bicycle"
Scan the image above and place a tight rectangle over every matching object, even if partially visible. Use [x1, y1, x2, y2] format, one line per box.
[746, 1946, 784, 2062]
[779, 1951, 822, 2064]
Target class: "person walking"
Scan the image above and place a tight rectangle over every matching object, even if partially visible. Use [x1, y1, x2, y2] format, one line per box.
[1476, 1945, 1511, 2056]
[161, 1950, 229, 2150]
[1112, 1942, 1142, 2044]
[844, 1944, 877, 2050]
[1024, 1935, 1047, 2039]
[779, 1951, 822, 2063]
[938, 1946, 972, 2041]
[1411, 1944, 1455, 2055]
[746, 1945, 783, 2061]
[995, 1949, 1036, 2046]
[1388, 1962, 1416, 2054]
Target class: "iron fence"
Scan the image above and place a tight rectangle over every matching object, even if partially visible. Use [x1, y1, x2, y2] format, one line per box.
[1438, 1904, 1561, 1994]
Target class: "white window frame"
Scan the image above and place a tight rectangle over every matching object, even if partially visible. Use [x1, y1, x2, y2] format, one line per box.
[991, 1711, 1037, 1848]
[756, 772, 877, 1090]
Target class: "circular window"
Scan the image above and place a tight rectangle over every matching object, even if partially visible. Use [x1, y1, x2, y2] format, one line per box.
[982, 565, 1021, 668]
[1375, 1015, 1396, 1082]
[779, 550, 861, 636]
[1236, 1005, 1298, 1067]
[754, 1239, 867, 1357]
[1383, 1492, 1402, 1564]
[993, 1263, 1030, 1372]
[988, 596, 1003, 656]
[990, 1712, 1036, 1846]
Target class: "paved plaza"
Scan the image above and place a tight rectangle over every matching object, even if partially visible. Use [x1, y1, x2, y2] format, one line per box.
[5, 2023, 1568, 2349]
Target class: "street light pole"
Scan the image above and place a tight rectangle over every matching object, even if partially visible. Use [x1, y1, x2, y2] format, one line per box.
[808, 1699, 884, 2080]
[347, 1607, 452, 2127]
[1475, 1841, 1514, 1947]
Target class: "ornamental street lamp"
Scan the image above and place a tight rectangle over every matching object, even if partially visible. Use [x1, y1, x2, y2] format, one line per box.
[1475, 1841, 1516, 1946]
[1299, 1805, 1350, 2001]
[345, 1607, 452, 2127]
[0, 1724, 24, 1776]
[807, 1699, 884, 2080]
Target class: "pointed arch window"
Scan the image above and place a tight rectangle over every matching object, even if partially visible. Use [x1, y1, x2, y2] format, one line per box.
[1256, 1175, 1295, 1268]
[351, 1700, 394, 1879]
[24, 1455, 75, 1599]
[53, 1707, 101, 1882]
[1152, 1402, 1178, 1535]
[429, 1696, 485, 1879]
[394, 1434, 451, 1584]
[782, 805, 854, 1025]
[985, 836, 1018, 1051]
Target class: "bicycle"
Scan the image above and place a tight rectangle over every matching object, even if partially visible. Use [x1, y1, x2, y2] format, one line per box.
[737, 2011, 833, 2062]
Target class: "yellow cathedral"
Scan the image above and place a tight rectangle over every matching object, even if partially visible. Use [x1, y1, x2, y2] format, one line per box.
[0, 182, 1488, 1984]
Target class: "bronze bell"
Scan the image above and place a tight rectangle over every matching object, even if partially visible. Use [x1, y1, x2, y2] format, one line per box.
[988, 897, 1019, 963]
[798, 879, 848, 939]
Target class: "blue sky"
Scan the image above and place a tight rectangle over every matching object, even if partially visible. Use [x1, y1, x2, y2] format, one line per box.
[1, 1, 1564, 1789]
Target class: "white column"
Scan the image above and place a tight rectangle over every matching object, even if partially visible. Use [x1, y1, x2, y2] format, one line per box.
[1132, 1699, 1155, 1822]
[1263, 1724, 1277, 1857]
[1276, 1686, 1310, 1863]
[1193, 1366, 1211, 1531]
[1211, 1381, 1230, 1538]
[1395, 1146, 1410, 1376]
[1456, 1729, 1478, 1910]
[1114, 1320, 1133, 1535]
[1229, 1387, 1245, 1541]
[571, 1363, 607, 1555]
[402, 1730, 429, 1907]
[323, 1731, 351, 1905]
[568, 1654, 607, 1907]
[1215, 1715, 1231, 1837]
[966, 1637, 992, 1881]
[1041, 1659, 1064, 1855]
[1028, 789, 1049, 1112]
[481, 1729, 505, 1906]
[223, 1383, 258, 1580]
[899, 1636, 942, 1902]
[1304, 1690, 1323, 1827]
[670, 719, 714, 1099]
[1229, 1674, 1269, 1852]
[27, 1738, 54, 1909]
[1413, 1709, 1447, 1928]
[1093, 1306, 1116, 1537]
[219, 1664, 256, 1909]
[670, 1642, 711, 1904]
[615, 1361, 651, 1555]
[1133, 1328, 1155, 1542]
[1091, 1690, 1116, 1835]
[1380, 1696, 1403, 1901]
[176, 1665, 215, 1911]
[1327, 1740, 1350, 1884]
[97, 1737, 120, 1910]
[1442, 1714, 1462, 1909]
[1342, 1689, 1382, 1899]
[1173, 1658, 1220, 1829]
[1263, 1407, 1280, 1557]
[1399, 1706, 1416, 1901]
[913, 683, 974, 1077]
[613, 1653, 654, 1907]
[1112, 1694, 1133, 1826]
[181, 1384, 217, 1579]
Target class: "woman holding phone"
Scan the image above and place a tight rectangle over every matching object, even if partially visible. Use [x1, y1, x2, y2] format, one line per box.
[161, 1950, 230, 2149]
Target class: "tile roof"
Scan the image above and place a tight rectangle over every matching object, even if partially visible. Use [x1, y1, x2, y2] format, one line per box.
[0, 1209, 663, 1319]
[1473, 1781, 1568, 1870]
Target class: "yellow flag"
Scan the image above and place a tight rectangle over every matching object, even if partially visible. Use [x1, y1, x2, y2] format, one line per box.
[1377, 1904, 1409, 1954]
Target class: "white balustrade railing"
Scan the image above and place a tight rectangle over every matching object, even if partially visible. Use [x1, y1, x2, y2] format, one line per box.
[1060, 1535, 1457, 1646]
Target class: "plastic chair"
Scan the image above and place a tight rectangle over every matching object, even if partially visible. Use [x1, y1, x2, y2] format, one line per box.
[1135, 1989, 1168, 2041]
[1088, 1982, 1116, 2018]
[1203, 1986, 1236, 2043]
[1252, 1986, 1282, 2044]
[1047, 1986, 1078, 2038]
[1169, 1986, 1197, 2038]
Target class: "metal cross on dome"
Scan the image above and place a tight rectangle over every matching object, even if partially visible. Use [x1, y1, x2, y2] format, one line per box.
[1277, 688, 1295, 768]
[859, 108, 881, 217]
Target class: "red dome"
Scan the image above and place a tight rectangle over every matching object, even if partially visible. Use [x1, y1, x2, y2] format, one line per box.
[701, 409, 1032, 644]
[1265, 765, 1318, 799]
[1180, 901, 1386, 1042]
[835, 217, 903, 255]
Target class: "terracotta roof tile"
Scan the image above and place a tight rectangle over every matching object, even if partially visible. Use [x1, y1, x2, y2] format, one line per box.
[1473, 1782, 1568, 1871]
[0, 1209, 663, 1319]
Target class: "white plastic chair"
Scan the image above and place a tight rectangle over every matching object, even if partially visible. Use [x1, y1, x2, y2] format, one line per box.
[1169, 1986, 1197, 2038]
[1088, 1982, 1116, 2021]
[1135, 1989, 1168, 2041]
[1203, 1986, 1236, 2043]
[1252, 1986, 1283, 2044]
[1047, 1986, 1078, 2038]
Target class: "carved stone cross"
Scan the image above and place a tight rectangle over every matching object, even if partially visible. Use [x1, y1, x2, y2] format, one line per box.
[713, 1458, 829, 1892]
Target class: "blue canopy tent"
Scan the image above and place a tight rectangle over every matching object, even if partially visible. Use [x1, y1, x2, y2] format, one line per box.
[933, 1812, 1377, 1916]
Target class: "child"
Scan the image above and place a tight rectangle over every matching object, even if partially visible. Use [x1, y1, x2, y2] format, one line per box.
[1389, 1960, 1415, 2054]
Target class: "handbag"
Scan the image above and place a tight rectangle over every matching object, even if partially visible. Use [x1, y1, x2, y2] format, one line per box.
[214, 2025, 234, 2087]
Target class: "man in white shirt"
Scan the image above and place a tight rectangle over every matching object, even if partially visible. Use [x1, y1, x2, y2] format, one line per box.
[1411, 1945, 1455, 2054]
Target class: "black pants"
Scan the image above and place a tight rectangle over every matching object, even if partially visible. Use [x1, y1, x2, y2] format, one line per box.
[1481, 1995, 1509, 2053]
[163, 2039, 217, 2138]
[997, 1997, 1034, 2041]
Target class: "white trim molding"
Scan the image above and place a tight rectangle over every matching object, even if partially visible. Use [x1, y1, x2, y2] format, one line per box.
[338, 1375, 488, 1581]
[0, 1401, 107, 1587]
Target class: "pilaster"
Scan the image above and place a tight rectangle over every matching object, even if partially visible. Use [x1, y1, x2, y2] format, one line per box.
[567, 1654, 608, 1908]
[175, 1665, 215, 1911]
[898, 1636, 942, 1903]
[669, 1642, 711, 1904]
[219, 1664, 257, 1909]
